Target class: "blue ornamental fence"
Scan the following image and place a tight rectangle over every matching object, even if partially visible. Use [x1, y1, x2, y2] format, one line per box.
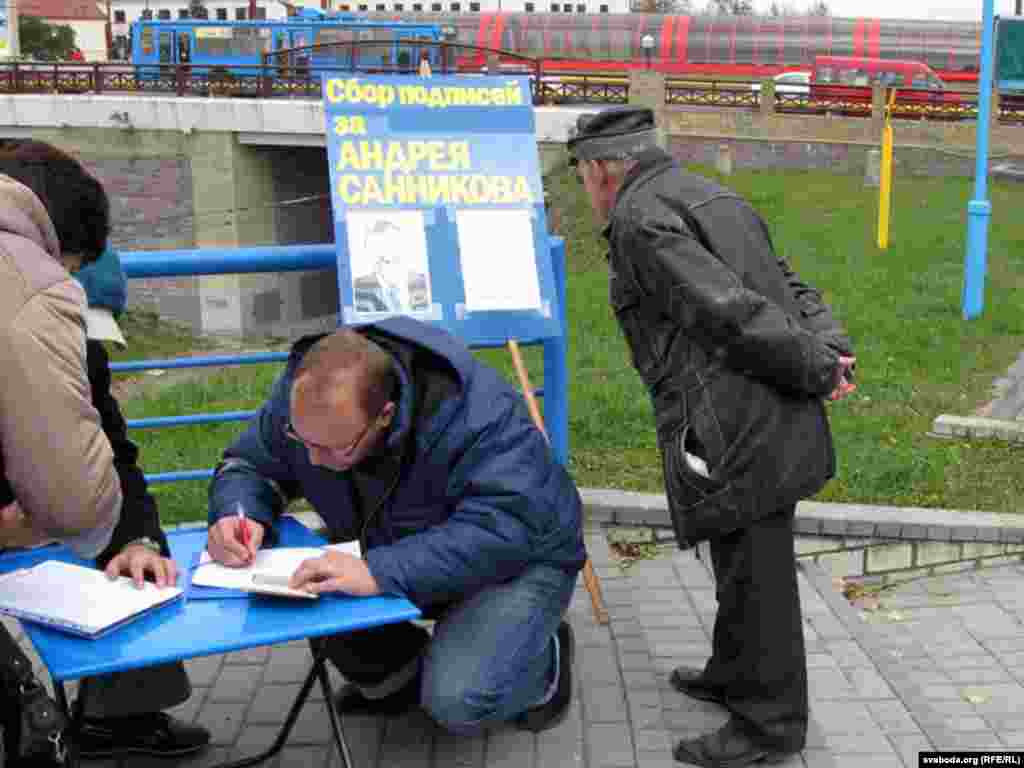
[115, 238, 569, 484]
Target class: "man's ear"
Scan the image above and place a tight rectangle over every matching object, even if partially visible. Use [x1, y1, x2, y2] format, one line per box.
[379, 400, 396, 428]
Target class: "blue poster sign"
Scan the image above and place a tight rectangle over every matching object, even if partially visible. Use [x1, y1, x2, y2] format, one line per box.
[322, 74, 561, 346]
[0, 8, 9, 58]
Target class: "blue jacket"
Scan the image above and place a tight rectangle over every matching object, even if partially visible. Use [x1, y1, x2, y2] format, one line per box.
[208, 317, 586, 609]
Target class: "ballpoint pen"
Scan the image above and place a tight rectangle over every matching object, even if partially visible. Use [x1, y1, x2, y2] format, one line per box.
[237, 505, 251, 552]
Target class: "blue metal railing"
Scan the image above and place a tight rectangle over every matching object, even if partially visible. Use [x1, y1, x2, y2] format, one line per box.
[117, 239, 569, 484]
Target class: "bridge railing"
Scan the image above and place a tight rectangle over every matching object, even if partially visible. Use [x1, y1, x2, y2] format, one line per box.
[1, 61, 1020, 123]
[115, 240, 569, 484]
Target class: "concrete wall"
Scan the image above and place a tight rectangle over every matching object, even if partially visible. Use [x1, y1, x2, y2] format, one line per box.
[0, 122, 339, 340]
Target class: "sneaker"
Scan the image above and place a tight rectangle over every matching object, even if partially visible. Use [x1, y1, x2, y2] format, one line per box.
[515, 621, 575, 733]
[333, 669, 422, 717]
[77, 711, 210, 759]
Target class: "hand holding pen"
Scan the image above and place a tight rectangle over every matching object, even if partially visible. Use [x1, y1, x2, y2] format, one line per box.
[207, 503, 265, 567]
[237, 506, 251, 558]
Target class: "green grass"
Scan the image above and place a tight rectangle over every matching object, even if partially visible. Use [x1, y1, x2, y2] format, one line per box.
[120, 165, 1024, 524]
[111, 310, 219, 366]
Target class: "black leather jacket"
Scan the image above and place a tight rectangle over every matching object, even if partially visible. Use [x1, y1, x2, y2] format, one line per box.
[604, 148, 853, 546]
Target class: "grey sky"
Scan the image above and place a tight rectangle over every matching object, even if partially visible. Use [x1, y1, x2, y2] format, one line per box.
[793, 0, 1017, 22]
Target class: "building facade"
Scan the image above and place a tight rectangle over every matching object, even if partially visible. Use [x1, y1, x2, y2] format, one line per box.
[16, 0, 108, 61]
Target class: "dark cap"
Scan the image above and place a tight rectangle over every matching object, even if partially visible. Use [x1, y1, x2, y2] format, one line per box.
[567, 106, 657, 165]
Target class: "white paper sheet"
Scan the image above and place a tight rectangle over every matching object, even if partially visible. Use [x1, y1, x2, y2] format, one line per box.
[456, 208, 541, 312]
[191, 542, 362, 600]
[0, 561, 182, 638]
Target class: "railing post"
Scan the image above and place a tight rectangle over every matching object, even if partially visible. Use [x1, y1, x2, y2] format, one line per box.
[543, 236, 569, 466]
[629, 70, 667, 148]
[176, 64, 186, 97]
[759, 77, 775, 116]
[93, 63, 104, 94]
[871, 83, 885, 129]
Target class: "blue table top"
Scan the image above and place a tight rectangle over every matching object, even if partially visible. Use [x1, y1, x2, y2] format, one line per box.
[0, 518, 420, 682]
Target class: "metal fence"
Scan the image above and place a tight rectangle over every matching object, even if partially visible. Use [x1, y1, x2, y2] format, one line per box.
[2, 60, 1022, 123]
[116, 240, 569, 484]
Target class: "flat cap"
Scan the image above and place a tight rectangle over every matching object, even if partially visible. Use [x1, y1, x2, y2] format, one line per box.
[567, 106, 657, 165]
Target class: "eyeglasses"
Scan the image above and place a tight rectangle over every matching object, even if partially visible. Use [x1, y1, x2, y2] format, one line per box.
[285, 412, 378, 457]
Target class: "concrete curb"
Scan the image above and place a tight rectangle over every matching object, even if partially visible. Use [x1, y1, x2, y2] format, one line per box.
[798, 560, 943, 750]
[931, 414, 1024, 443]
[580, 488, 1024, 544]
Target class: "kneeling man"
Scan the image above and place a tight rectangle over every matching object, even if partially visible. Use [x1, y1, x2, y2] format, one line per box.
[206, 316, 585, 734]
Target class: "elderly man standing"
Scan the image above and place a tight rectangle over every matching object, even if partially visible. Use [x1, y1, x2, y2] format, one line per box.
[568, 107, 856, 767]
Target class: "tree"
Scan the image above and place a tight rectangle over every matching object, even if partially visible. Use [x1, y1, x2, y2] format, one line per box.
[18, 16, 77, 61]
[633, 0, 692, 11]
[807, 0, 830, 14]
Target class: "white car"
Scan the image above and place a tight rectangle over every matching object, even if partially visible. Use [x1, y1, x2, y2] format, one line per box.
[752, 71, 811, 95]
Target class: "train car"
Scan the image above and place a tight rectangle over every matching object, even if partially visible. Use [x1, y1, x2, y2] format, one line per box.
[131, 9, 445, 78]
[363, 11, 982, 83]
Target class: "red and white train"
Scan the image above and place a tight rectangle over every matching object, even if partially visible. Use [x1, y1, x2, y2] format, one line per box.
[364, 11, 984, 82]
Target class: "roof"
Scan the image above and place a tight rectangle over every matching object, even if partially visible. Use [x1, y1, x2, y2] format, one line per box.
[18, 0, 107, 22]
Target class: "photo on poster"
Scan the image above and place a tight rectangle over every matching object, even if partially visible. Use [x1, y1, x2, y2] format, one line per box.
[346, 210, 433, 315]
[455, 208, 541, 312]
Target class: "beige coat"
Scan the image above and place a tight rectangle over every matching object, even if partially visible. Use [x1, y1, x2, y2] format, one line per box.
[0, 174, 121, 557]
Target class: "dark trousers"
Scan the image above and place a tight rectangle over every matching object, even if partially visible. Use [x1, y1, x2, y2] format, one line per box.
[76, 662, 191, 719]
[701, 504, 808, 752]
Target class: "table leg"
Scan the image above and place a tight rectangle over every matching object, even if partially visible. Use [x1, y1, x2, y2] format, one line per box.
[212, 648, 327, 768]
[311, 638, 354, 768]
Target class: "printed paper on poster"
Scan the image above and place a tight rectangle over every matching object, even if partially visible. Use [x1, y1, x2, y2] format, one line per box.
[456, 208, 541, 312]
[346, 209, 433, 316]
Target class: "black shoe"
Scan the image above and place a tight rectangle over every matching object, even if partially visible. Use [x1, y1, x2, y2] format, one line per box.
[333, 670, 422, 717]
[516, 621, 575, 733]
[673, 719, 792, 767]
[670, 666, 724, 705]
[77, 711, 210, 759]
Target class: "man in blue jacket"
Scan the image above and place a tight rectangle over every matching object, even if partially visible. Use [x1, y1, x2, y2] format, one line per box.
[206, 318, 586, 734]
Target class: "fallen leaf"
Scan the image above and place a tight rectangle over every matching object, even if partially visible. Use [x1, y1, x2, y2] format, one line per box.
[853, 595, 881, 611]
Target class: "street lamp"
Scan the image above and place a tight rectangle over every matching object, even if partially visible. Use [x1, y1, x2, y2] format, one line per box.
[441, 25, 456, 74]
[641, 33, 654, 70]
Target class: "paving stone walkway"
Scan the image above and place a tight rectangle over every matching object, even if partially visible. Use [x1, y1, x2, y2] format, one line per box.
[7, 519, 1024, 768]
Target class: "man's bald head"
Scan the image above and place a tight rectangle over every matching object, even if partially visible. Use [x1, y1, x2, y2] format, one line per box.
[291, 329, 396, 420]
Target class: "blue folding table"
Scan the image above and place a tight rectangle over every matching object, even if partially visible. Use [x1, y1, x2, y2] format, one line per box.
[0, 517, 421, 768]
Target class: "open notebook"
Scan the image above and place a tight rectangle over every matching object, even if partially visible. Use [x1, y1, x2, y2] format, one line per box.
[189, 541, 362, 600]
[0, 560, 183, 639]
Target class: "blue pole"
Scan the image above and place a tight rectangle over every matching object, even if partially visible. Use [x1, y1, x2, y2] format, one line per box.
[110, 351, 288, 373]
[120, 244, 337, 278]
[543, 236, 569, 467]
[962, 0, 996, 320]
[146, 470, 215, 485]
[127, 411, 258, 430]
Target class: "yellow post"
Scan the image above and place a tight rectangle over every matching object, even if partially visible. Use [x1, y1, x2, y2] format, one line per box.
[877, 89, 896, 250]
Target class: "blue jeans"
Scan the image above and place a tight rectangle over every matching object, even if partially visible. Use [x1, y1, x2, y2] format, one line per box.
[324, 562, 577, 735]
